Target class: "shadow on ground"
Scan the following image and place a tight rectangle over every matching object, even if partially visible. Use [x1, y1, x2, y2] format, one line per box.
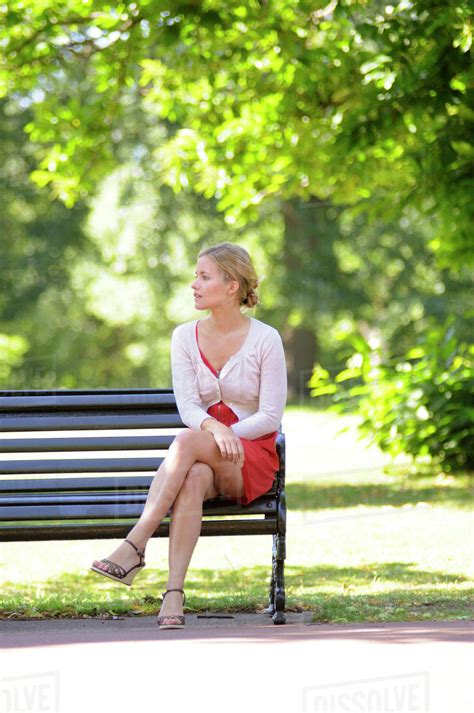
[1, 563, 472, 622]
[286, 478, 474, 510]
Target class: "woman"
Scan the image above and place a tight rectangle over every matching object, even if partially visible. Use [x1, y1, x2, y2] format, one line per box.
[91, 242, 287, 629]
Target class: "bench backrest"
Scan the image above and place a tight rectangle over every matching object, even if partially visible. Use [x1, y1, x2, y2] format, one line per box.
[0, 389, 285, 541]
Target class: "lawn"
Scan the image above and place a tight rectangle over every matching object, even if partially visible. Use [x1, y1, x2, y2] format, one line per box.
[1, 405, 472, 622]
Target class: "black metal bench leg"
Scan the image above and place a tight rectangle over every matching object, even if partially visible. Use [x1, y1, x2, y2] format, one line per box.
[267, 447, 287, 625]
[266, 549, 276, 616]
[272, 532, 286, 624]
[266, 532, 286, 624]
[266, 534, 277, 616]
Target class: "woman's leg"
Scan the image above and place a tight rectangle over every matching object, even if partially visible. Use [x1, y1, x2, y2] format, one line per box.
[158, 462, 217, 625]
[92, 429, 244, 574]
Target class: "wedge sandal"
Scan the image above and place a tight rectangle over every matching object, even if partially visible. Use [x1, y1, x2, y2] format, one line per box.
[157, 589, 186, 630]
[90, 538, 146, 586]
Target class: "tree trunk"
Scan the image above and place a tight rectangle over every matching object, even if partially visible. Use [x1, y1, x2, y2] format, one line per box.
[281, 323, 317, 402]
[280, 198, 324, 401]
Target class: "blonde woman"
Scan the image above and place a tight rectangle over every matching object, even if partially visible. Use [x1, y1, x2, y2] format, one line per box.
[91, 243, 287, 629]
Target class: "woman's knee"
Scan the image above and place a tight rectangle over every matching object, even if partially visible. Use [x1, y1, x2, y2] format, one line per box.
[186, 461, 213, 483]
[172, 429, 197, 447]
[171, 428, 203, 457]
[177, 462, 214, 500]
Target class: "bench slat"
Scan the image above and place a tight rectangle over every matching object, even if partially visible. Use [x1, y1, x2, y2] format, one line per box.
[0, 503, 149, 519]
[0, 475, 277, 495]
[0, 392, 176, 412]
[0, 456, 165, 475]
[0, 491, 276, 513]
[0, 496, 276, 520]
[2, 492, 148, 506]
[0, 475, 155, 492]
[0, 518, 277, 541]
[0, 389, 173, 396]
[0, 413, 183, 432]
[0, 435, 174, 453]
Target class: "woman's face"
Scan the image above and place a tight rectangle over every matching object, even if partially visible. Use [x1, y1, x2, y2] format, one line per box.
[191, 255, 238, 310]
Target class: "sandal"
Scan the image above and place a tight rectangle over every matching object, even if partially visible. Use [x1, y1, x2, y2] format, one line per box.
[157, 589, 186, 630]
[90, 538, 146, 586]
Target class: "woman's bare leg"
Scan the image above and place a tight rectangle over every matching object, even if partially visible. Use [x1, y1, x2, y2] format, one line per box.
[92, 429, 244, 574]
[158, 462, 217, 625]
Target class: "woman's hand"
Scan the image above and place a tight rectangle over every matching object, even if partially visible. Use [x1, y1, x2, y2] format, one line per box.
[201, 418, 244, 467]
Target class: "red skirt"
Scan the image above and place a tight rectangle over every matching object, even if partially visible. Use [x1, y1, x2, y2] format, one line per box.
[207, 401, 279, 505]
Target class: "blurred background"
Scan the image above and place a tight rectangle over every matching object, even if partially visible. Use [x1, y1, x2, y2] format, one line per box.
[1, 0, 473, 473]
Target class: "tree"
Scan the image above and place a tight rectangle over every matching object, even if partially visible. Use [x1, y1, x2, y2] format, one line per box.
[1, 0, 472, 267]
[0, 104, 285, 388]
[1, 0, 472, 428]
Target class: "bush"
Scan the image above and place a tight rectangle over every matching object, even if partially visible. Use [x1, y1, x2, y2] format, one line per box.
[309, 321, 474, 472]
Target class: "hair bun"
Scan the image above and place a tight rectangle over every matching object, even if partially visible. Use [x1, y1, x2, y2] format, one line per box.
[244, 288, 259, 308]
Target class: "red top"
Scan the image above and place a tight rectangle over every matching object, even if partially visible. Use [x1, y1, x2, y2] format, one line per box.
[195, 321, 221, 378]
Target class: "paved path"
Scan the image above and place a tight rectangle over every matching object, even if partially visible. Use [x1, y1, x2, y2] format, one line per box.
[1, 615, 472, 712]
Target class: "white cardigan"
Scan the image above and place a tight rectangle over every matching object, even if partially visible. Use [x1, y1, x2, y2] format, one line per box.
[170, 317, 287, 440]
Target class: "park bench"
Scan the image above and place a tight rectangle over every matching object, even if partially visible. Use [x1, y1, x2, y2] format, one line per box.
[0, 389, 287, 624]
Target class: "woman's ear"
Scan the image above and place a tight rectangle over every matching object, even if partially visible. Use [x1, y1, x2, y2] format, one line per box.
[227, 279, 240, 297]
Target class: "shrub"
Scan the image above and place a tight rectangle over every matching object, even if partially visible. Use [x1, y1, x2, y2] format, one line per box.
[309, 321, 474, 472]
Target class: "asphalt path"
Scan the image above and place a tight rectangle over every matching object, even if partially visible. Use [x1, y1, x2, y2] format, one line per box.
[0, 613, 472, 713]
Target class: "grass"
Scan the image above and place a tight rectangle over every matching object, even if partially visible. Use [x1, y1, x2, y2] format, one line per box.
[1, 405, 472, 623]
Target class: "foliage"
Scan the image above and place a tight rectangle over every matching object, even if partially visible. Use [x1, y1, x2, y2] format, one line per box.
[0, 98, 90, 388]
[316, 206, 473, 361]
[309, 320, 474, 471]
[0, 107, 283, 388]
[0, 0, 472, 266]
[1, 0, 472, 425]
[1, 102, 471, 390]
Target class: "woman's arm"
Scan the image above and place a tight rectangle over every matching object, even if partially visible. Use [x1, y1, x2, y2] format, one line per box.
[201, 417, 244, 466]
[171, 325, 244, 465]
[170, 325, 212, 430]
[230, 329, 287, 440]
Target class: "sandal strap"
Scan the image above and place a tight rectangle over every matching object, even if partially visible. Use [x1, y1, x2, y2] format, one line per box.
[161, 588, 186, 606]
[101, 558, 126, 578]
[157, 615, 185, 626]
[125, 538, 145, 561]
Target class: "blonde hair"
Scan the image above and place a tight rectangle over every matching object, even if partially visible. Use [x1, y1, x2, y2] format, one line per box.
[198, 242, 259, 308]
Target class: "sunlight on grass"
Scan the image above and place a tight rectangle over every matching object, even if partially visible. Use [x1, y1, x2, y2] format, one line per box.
[1, 407, 472, 622]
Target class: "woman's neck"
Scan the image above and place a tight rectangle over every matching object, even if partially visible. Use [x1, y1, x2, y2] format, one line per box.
[206, 307, 250, 333]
